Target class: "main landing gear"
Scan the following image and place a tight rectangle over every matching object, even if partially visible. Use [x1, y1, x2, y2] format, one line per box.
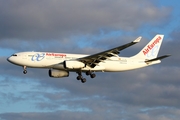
[23, 66, 27, 74]
[76, 71, 96, 83]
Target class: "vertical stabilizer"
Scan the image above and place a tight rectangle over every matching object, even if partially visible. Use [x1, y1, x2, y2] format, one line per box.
[131, 34, 164, 59]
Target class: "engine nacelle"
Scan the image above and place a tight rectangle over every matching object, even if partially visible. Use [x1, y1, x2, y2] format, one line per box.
[49, 69, 69, 78]
[64, 60, 85, 69]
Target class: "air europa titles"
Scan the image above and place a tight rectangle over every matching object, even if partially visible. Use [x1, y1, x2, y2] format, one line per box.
[46, 53, 66, 57]
[143, 36, 162, 55]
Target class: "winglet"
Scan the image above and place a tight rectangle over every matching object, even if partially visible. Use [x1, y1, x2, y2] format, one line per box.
[133, 36, 142, 43]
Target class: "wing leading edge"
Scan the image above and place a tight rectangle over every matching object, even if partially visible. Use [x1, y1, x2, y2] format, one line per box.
[78, 36, 142, 68]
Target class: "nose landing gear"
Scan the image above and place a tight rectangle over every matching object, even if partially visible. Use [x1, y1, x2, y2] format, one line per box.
[23, 66, 27, 74]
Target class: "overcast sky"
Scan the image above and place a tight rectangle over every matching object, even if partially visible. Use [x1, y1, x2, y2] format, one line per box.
[0, 0, 180, 120]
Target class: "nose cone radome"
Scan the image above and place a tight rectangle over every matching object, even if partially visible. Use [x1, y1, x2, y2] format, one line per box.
[7, 56, 20, 65]
[7, 56, 12, 63]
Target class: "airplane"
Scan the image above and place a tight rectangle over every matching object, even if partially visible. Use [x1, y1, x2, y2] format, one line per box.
[7, 34, 170, 83]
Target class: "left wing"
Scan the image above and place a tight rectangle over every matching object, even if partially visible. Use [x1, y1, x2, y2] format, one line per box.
[78, 36, 142, 68]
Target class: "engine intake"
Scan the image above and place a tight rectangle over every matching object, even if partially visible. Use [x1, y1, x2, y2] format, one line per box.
[64, 60, 85, 69]
[49, 69, 69, 78]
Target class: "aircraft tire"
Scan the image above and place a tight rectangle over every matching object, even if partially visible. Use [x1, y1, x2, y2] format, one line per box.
[86, 71, 91, 76]
[81, 78, 86, 83]
[90, 73, 96, 78]
[77, 76, 82, 80]
[23, 70, 27, 74]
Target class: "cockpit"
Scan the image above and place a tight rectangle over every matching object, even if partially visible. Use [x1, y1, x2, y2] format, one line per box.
[11, 54, 17, 56]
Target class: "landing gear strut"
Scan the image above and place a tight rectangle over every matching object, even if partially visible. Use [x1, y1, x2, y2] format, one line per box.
[76, 71, 96, 83]
[86, 71, 96, 78]
[23, 66, 27, 74]
[76, 72, 86, 83]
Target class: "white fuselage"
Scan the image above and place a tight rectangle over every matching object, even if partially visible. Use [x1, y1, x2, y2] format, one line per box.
[6, 34, 169, 83]
[7, 51, 160, 72]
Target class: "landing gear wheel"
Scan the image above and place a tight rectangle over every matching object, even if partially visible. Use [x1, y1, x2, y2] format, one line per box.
[76, 71, 87, 83]
[81, 78, 86, 83]
[23, 70, 27, 74]
[90, 73, 96, 78]
[86, 71, 91, 76]
[77, 76, 82, 80]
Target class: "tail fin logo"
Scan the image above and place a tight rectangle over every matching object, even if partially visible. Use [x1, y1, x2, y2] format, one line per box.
[143, 36, 162, 56]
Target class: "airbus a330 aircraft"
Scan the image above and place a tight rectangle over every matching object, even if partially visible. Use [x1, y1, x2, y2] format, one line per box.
[7, 34, 170, 83]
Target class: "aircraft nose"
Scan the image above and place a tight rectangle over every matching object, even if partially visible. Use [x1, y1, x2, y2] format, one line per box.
[7, 56, 12, 63]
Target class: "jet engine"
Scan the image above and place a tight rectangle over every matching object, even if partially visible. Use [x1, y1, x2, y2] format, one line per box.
[49, 69, 69, 78]
[64, 60, 85, 69]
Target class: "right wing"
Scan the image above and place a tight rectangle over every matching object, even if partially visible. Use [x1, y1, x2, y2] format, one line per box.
[78, 36, 142, 68]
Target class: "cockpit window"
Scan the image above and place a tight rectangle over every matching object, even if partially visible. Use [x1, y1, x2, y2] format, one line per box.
[11, 54, 17, 56]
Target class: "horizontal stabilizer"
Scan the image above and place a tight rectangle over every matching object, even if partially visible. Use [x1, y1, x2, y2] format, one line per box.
[145, 54, 171, 63]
